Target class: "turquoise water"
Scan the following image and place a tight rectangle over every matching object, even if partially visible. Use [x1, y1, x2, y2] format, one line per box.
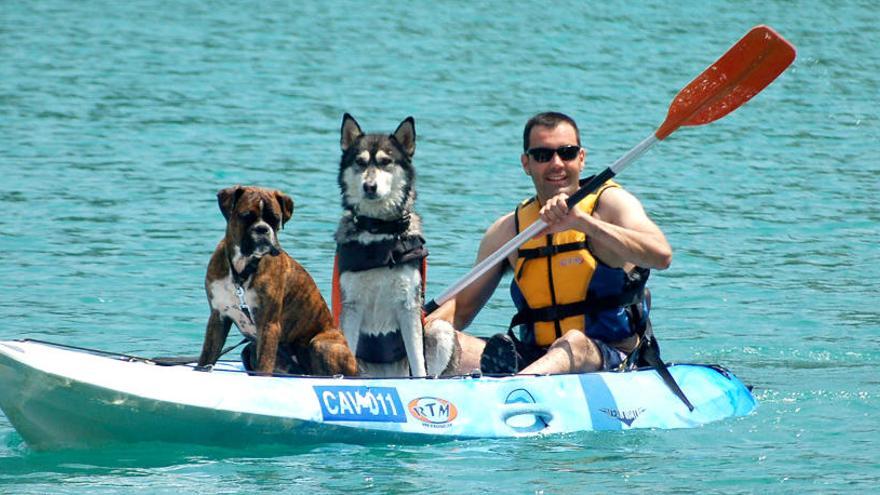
[2, 0, 878, 492]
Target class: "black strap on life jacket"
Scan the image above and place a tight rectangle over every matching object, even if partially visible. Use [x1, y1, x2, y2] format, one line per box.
[517, 241, 589, 261]
[509, 266, 650, 329]
[337, 235, 428, 273]
[353, 213, 412, 235]
[516, 241, 587, 280]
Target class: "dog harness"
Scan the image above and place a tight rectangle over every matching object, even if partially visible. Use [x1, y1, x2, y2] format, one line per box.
[509, 179, 649, 348]
[331, 214, 429, 364]
[336, 213, 428, 273]
[336, 235, 428, 273]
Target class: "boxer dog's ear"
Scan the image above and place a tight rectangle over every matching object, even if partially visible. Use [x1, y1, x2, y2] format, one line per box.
[217, 186, 245, 220]
[276, 191, 294, 228]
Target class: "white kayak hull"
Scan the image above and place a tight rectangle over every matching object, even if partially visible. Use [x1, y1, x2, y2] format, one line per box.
[0, 340, 756, 450]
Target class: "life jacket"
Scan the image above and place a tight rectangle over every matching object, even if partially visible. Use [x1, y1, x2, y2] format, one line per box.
[509, 179, 650, 348]
[331, 235, 428, 364]
[331, 238, 428, 326]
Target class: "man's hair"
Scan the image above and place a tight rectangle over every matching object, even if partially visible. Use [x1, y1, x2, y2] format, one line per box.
[522, 112, 581, 152]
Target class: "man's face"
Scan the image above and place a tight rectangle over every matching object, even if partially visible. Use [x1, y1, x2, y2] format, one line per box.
[521, 123, 585, 204]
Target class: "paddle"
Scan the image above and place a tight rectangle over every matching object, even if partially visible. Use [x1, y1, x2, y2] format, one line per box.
[423, 25, 796, 315]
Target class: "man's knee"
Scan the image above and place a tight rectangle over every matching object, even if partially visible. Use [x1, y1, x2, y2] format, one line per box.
[553, 329, 591, 354]
[553, 329, 602, 372]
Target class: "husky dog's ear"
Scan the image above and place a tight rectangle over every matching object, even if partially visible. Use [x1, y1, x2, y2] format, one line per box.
[341, 113, 363, 152]
[275, 191, 295, 228]
[392, 116, 416, 157]
[217, 186, 245, 220]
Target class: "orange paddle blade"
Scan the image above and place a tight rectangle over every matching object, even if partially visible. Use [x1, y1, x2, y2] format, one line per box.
[656, 25, 796, 140]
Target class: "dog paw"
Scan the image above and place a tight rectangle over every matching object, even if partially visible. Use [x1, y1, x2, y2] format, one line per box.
[424, 320, 460, 376]
[309, 336, 358, 376]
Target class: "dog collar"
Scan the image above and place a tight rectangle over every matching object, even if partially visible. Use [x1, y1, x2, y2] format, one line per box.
[228, 255, 260, 287]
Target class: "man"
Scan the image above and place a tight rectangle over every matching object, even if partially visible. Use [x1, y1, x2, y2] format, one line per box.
[425, 112, 671, 375]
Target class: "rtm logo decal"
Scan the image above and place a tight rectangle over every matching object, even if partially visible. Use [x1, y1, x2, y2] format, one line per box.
[599, 407, 646, 427]
[408, 397, 458, 428]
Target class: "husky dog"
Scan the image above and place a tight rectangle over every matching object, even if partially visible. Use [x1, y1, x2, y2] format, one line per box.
[335, 113, 438, 377]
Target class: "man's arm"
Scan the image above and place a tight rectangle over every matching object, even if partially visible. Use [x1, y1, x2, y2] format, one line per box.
[424, 212, 516, 330]
[539, 187, 672, 270]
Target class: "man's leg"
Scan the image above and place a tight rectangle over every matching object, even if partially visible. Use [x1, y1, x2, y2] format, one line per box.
[457, 331, 486, 373]
[519, 329, 604, 375]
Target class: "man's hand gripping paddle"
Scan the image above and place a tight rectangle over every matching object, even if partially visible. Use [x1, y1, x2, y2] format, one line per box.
[424, 25, 796, 315]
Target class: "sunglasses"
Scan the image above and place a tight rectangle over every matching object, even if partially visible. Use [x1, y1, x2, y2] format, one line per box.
[525, 145, 581, 162]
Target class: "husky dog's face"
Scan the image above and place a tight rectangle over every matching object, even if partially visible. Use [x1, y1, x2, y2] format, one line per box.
[338, 114, 416, 217]
[217, 186, 294, 259]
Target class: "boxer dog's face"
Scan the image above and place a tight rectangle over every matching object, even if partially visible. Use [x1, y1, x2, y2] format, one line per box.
[217, 186, 294, 258]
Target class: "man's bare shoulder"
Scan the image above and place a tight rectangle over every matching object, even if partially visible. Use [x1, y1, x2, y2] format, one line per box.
[475, 211, 517, 263]
[483, 211, 516, 244]
[485, 211, 516, 237]
[594, 185, 648, 225]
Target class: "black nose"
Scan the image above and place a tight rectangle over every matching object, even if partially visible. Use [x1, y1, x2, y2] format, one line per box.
[253, 225, 270, 235]
[363, 182, 377, 195]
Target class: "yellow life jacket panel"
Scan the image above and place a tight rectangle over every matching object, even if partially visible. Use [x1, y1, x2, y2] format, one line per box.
[509, 178, 649, 347]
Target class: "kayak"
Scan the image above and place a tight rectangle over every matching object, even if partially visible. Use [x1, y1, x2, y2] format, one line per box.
[0, 339, 756, 450]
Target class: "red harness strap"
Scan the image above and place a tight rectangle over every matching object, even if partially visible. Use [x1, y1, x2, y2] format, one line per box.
[332, 254, 342, 327]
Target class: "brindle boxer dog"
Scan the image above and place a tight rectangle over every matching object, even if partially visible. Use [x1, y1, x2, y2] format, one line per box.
[197, 186, 357, 376]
